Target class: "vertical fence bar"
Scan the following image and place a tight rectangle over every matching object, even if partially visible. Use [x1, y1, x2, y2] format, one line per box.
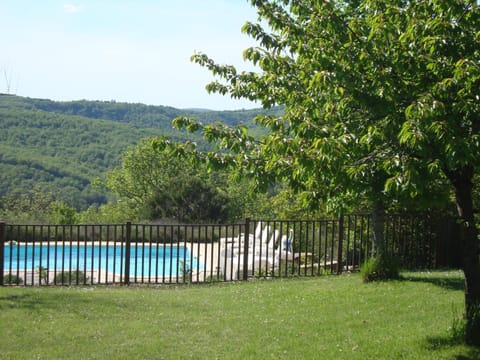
[223, 225, 232, 281]
[351, 215, 357, 267]
[169, 225, 174, 283]
[0, 222, 5, 285]
[11, 225, 15, 285]
[227, 225, 235, 281]
[148, 226, 153, 282]
[17, 228, 22, 285]
[242, 218, 250, 281]
[320, 221, 326, 271]
[185, 226, 191, 284]
[198, 225, 203, 283]
[61, 225, 65, 285]
[174, 225, 179, 284]
[312, 221, 318, 276]
[97, 225, 102, 284]
[337, 214, 344, 274]
[330, 221, 336, 273]
[209, 225, 215, 281]
[155, 225, 160, 284]
[134, 224, 139, 283]
[52, 225, 57, 285]
[215, 225, 221, 281]
[67, 225, 72, 285]
[284, 220, 289, 277]
[303, 221, 309, 276]
[120, 225, 125, 284]
[359, 216, 365, 266]
[162, 225, 167, 283]
[117, 225, 121, 284]
[294, 222, 300, 276]
[124, 222, 131, 285]
[45, 225, 51, 285]
[195, 226, 200, 283]
[76, 225, 81, 285]
[82, 225, 87, 284]
[105, 225, 110, 284]
[90, 225, 95, 285]
[184, 225, 190, 284]
[141, 225, 145, 284]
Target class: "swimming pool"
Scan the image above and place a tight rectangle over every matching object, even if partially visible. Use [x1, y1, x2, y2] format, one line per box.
[3, 243, 201, 278]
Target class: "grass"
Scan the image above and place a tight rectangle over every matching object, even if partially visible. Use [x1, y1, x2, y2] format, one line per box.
[0, 270, 478, 359]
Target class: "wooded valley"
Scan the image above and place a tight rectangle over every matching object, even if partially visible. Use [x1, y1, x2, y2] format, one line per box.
[0, 94, 277, 211]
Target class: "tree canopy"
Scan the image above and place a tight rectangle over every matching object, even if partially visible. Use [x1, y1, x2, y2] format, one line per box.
[103, 138, 253, 223]
[154, 0, 480, 344]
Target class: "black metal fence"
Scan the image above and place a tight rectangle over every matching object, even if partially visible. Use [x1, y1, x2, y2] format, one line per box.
[0, 213, 461, 286]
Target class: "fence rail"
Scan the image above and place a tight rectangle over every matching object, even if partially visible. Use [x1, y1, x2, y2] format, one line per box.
[0, 214, 461, 286]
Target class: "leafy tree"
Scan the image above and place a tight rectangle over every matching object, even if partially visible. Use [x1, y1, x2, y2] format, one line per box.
[0, 186, 56, 223]
[153, 0, 480, 344]
[145, 173, 231, 223]
[269, 185, 328, 220]
[0, 186, 78, 224]
[224, 176, 277, 219]
[49, 201, 78, 225]
[76, 202, 137, 224]
[102, 138, 244, 223]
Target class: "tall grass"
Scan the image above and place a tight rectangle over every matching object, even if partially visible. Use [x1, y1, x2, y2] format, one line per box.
[0, 270, 477, 359]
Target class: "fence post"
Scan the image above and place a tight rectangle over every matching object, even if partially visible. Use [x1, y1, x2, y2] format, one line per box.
[337, 214, 344, 274]
[242, 218, 250, 280]
[124, 222, 131, 285]
[0, 222, 5, 285]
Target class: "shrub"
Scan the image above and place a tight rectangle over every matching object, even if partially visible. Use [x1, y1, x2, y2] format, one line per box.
[54, 270, 88, 285]
[360, 255, 400, 282]
[3, 274, 23, 285]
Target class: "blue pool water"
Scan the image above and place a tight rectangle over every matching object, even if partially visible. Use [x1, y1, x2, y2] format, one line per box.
[4, 244, 201, 277]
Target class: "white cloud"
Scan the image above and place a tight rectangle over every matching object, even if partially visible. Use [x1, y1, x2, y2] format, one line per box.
[63, 3, 82, 14]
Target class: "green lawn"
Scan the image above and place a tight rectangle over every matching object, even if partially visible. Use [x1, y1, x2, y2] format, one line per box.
[0, 270, 477, 359]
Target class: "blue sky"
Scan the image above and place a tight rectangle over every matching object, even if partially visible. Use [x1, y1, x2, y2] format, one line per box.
[0, 1, 260, 110]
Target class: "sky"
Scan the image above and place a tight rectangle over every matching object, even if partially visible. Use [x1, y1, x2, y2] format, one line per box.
[0, 1, 261, 110]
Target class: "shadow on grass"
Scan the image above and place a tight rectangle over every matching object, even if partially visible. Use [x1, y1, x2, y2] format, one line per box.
[0, 294, 34, 309]
[0, 289, 103, 311]
[399, 271, 464, 292]
[405, 270, 480, 359]
[425, 334, 480, 360]
[0, 293, 63, 311]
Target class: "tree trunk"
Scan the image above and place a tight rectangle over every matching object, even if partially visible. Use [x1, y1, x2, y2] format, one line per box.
[447, 166, 480, 345]
[372, 201, 386, 258]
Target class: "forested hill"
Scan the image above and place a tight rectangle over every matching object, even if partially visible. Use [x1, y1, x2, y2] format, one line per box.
[0, 95, 276, 209]
[0, 95, 279, 129]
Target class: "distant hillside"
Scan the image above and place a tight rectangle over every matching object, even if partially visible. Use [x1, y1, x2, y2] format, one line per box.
[0, 95, 278, 209]
[0, 96, 280, 129]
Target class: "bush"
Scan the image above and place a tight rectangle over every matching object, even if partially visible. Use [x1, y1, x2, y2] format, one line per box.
[3, 274, 23, 285]
[360, 255, 400, 282]
[54, 270, 88, 285]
